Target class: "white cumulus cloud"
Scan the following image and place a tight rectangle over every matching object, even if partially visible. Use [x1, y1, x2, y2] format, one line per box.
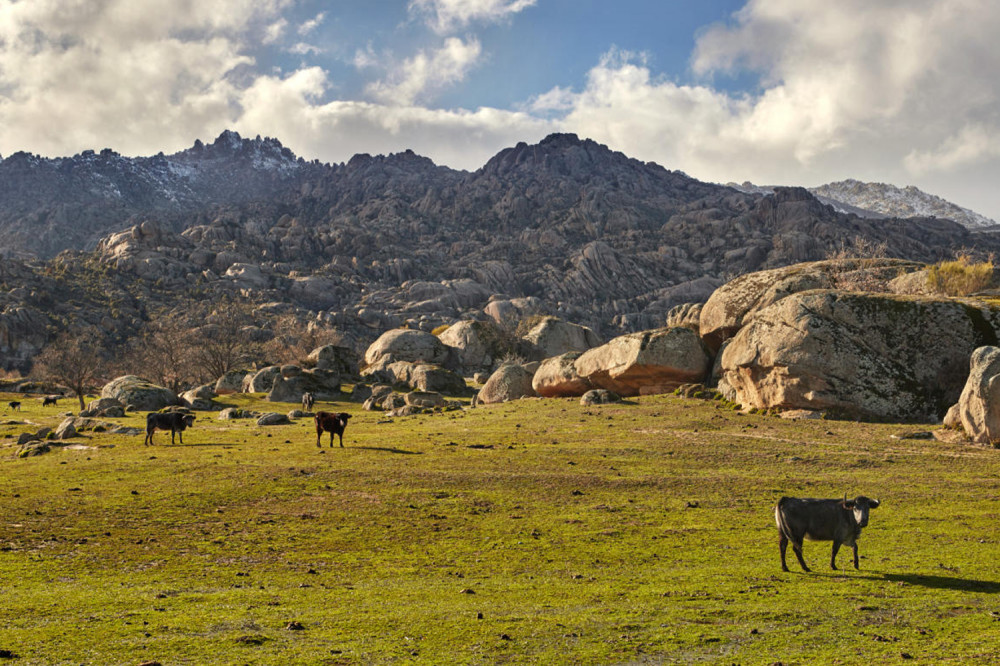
[365, 36, 483, 106]
[409, 0, 537, 33]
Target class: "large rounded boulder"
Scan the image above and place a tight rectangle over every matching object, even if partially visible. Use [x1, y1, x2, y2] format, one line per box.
[574, 327, 711, 397]
[409, 364, 468, 394]
[437, 320, 498, 372]
[364, 328, 454, 372]
[267, 370, 342, 403]
[478, 364, 537, 404]
[243, 366, 281, 393]
[719, 290, 1000, 421]
[532, 352, 593, 398]
[947, 346, 1000, 445]
[308, 345, 359, 376]
[699, 258, 923, 351]
[521, 317, 602, 359]
[215, 369, 250, 395]
[101, 376, 178, 411]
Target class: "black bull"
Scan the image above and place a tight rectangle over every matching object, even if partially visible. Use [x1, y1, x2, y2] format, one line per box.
[144, 411, 195, 446]
[775, 496, 880, 572]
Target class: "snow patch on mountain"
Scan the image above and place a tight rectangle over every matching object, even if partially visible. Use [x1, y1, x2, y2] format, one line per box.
[727, 179, 996, 229]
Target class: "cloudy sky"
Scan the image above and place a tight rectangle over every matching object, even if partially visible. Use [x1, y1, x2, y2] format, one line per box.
[2, 0, 1000, 219]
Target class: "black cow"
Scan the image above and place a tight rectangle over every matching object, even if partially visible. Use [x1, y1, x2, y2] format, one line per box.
[302, 392, 315, 412]
[7, 401, 20, 412]
[144, 411, 196, 446]
[315, 411, 351, 448]
[774, 495, 881, 572]
[41, 395, 59, 407]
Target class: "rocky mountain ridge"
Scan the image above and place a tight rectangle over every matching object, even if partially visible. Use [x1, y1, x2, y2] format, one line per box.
[729, 178, 996, 229]
[1, 131, 998, 371]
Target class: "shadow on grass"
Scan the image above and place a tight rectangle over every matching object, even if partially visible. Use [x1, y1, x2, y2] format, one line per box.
[352, 446, 422, 455]
[153, 442, 237, 448]
[779, 570, 1000, 593]
[880, 573, 1000, 593]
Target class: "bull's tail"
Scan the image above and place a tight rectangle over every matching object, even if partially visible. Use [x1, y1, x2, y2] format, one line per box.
[774, 497, 794, 541]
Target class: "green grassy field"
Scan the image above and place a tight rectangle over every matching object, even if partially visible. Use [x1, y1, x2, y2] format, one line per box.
[1, 391, 999, 665]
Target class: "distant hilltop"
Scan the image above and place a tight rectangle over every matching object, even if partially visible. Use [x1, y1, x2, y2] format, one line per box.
[728, 178, 996, 230]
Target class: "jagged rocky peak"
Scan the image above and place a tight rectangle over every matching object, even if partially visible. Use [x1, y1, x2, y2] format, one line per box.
[176, 130, 300, 167]
[345, 148, 438, 172]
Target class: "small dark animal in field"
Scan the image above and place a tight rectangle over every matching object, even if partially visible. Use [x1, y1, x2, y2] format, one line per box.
[775, 495, 880, 572]
[144, 411, 196, 446]
[315, 411, 351, 447]
[302, 392, 315, 412]
[41, 395, 59, 407]
[7, 401, 20, 411]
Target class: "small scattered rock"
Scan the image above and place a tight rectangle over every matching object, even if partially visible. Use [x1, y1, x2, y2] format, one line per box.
[890, 431, 934, 440]
[285, 620, 305, 631]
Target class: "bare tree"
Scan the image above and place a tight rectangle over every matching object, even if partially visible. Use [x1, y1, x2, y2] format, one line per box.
[120, 317, 200, 393]
[32, 328, 109, 411]
[261, 314, 347, 365]
[190, 300, 262, 381]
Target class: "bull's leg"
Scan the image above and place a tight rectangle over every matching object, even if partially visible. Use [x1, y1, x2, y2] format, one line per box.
[779, 533, 790, 572]
[178, 430, 184, 445]
[316, 428, 322, 447]
[830, 541, 840, 570]
[791, 541, 810, 572]
[853, 544, 860, 570]
[329, 433, 335, 447]
[338, 432, 344, 448]
[144, 430, 153, 446]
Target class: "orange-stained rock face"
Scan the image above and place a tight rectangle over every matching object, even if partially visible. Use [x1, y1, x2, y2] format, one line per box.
[574, 326, 710, 397]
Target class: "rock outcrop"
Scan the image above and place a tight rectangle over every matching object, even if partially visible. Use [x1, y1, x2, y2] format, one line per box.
[307, 345, 359, 376]
[364, 329, 455, 371]
[947, 346, 1000, 445]
[101, 376, 178, 411]
[574, 327, 711, 397]
[266, 370, 341, 403]
[521, 317, 602, 359]
[478, 364, 537, 404]
[719, 290, 1000, 421]
[532, 353, 593, 398]
[699, 258, 925, 350]
[437, 320, 498, 372]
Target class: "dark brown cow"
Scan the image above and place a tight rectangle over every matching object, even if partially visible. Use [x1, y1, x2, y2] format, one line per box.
[41, 395, 59, 406]
[145, 411, 196, 446]
[314, 411, 351, 447]
[775, 495, 881, 572]
[7, 401, 20, 412]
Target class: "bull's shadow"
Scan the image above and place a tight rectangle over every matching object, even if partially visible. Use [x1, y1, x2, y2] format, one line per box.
[351, 446, 422, 455]
[879, 572, 1000, 593]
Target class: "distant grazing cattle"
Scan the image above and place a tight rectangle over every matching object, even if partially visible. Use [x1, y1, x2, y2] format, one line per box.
[775, 495, 881, 572]
[41, 395, 59, 407]
[314, 411, 351, 448]
[7, 401, 20, 411]
[302, 392, 315, 412]
[144, 411, 196, 446]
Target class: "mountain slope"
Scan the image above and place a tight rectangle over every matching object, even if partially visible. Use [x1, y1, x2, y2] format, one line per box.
[810, 179, 996, 229]
[728, 179, 996, 229]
